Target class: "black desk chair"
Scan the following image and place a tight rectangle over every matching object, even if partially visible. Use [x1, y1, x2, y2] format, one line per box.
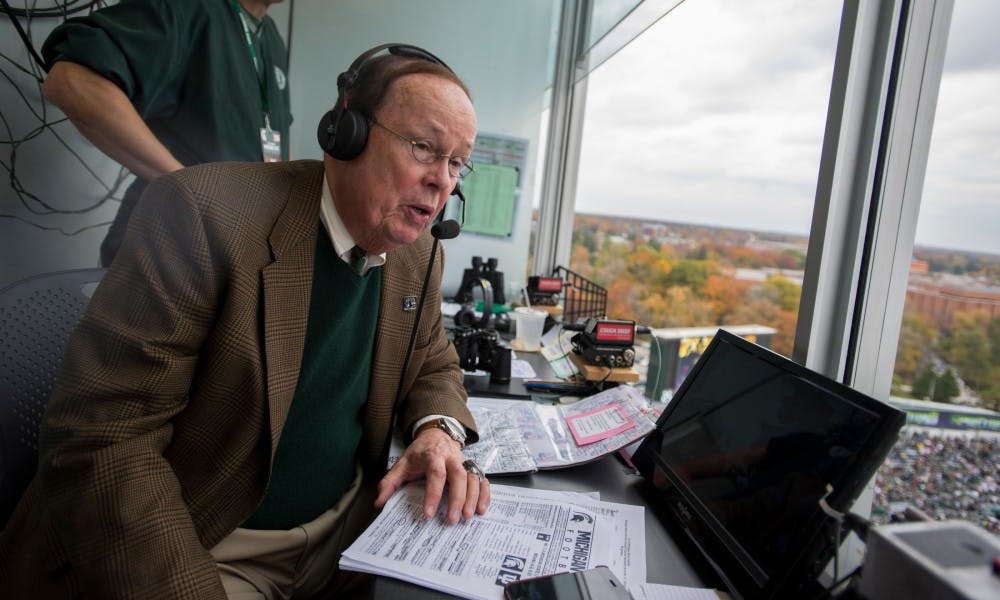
[0, 268, 105, 528]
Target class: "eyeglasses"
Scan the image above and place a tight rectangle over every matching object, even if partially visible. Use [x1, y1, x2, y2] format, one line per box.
[371, 117, 474, 179]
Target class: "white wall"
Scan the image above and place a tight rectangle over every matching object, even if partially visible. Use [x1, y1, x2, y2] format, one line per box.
[0, 17, 122, 288]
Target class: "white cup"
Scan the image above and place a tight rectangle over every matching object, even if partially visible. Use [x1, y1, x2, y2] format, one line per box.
[514, 307, 547, 351]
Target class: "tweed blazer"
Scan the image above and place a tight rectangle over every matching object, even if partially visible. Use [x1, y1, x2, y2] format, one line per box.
[0, 160, 475, 598]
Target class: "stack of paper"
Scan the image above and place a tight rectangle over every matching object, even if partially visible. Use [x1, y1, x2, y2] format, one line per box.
[390, 385, 657, 475]
[465, 385, 656, 474]
[340, 483, 645, 600]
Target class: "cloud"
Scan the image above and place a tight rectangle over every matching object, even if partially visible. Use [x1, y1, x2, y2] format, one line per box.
[942, 0, 1000, 72]
[574, 0, 1000, 255]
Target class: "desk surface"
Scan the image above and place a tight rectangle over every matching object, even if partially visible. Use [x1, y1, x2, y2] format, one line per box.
[373, 455, 711, 599]
[462, 345, 555, 399]
[379, 331, 713, 598]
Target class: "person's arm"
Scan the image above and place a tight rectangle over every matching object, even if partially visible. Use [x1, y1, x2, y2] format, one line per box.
[39, 173, 227, 598]
[42, 61, 184, 181]
[373, 247, 489, 523]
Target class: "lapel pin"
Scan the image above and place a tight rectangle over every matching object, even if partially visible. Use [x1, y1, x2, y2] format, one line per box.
[402, 296, 417, 312]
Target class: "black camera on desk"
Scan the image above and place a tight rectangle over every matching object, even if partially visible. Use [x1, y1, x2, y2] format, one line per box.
[451, 272, 511, 383]
[452, 327, 511, 384]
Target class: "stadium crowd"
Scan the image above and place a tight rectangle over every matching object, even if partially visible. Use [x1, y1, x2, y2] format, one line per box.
[873, 429, 1000, 534]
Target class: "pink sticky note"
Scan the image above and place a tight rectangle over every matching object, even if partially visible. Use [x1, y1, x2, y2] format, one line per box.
[566, 402, 636, 446]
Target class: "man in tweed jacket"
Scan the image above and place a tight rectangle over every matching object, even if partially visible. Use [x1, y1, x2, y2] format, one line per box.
[0, 51, 487, 598]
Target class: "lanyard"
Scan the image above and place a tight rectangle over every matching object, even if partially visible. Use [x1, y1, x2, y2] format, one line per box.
[231, 0, 270, 122]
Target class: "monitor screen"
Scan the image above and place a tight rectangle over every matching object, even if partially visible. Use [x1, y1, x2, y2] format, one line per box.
[633, 329, 904, 599]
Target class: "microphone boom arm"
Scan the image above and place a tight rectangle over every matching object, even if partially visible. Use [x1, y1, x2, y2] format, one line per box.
[378, 219, 461, 470]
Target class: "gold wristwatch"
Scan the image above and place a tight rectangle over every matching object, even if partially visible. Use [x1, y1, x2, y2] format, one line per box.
[414, 418, 466, 448]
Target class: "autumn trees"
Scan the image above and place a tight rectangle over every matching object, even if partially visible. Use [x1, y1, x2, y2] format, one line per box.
[569, 217, 800, 356]
[567, 215, 1000, 408]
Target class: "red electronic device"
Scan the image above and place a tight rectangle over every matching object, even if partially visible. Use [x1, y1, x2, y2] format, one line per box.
[570, 318, 637, 368]
[527, 275, 564, 305]
[591, 320, 635, 345]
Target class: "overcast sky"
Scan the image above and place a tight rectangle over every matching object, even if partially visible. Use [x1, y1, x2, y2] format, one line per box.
[574, 0, 1000, 256]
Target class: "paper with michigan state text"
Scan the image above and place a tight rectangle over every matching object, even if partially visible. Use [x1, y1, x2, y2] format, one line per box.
[339, 482, 645, 600]
[389, 386, 656, 475]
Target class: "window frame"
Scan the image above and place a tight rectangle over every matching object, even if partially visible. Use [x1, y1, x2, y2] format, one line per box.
[535, 0, 955, 401]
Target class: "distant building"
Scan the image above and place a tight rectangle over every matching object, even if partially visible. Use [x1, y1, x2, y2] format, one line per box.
[905, 278, 1000, 324]
[910, 258, 930, 275]
[732, 267, 805, 287]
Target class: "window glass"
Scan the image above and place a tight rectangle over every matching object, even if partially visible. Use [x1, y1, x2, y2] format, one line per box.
[878, 0, 1000, 534]
[588, 0, 643, 48]
[583, 0, 686, 75]
[568, 0, 842, 395]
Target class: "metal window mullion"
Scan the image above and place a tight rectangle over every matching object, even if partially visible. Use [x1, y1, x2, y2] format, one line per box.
[534, 0, 590, 276]
[794, 0, 903, 380]
[849, 0, 953, 398]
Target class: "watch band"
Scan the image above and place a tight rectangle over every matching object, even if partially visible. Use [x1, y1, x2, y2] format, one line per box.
[414, 417, 466, 448]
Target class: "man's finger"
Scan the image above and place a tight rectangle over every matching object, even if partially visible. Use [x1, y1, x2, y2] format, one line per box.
[446, 459, 468, 524]
[477, 478, 491, 515]
[422, 462, 448, 518]
[461, 471, 480, 520]
[374, 463, 407, 508]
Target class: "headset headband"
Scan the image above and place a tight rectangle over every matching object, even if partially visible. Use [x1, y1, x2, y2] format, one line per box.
[334, 43, 453, 119]
[318, 43, 454, 160]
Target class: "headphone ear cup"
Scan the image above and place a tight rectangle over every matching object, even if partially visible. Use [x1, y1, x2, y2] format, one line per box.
[321, 44, 453, 161]
[316, 109, 336, 154]
[328, 108, 370, 160]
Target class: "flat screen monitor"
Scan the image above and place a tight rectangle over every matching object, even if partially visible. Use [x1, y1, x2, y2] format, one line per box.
[633, 329, 904, 599]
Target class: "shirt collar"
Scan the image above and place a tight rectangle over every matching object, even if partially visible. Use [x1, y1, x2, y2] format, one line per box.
[319, 172, 386, 274]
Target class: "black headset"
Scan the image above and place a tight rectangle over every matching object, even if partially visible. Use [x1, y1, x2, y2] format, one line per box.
[316, 43, 454, 161]
[453, 277, 494, 330]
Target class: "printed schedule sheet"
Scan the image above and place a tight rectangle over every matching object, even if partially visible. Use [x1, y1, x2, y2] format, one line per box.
[340, 483, 645, 600]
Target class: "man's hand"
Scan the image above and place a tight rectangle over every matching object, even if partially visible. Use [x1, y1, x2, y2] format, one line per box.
[375, 428, 490, 524]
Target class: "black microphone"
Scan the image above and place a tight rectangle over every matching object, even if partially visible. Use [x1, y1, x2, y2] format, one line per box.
[431, 219, 460, 240]
[379, 218, 459, 470]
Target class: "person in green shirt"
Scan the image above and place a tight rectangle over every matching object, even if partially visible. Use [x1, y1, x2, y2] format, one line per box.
[41, 0, 292, 267]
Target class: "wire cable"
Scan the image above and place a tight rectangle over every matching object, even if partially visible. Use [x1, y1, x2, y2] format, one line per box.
[1, 1, 131, 235]
[1, 0, 106, 19]
[810, 565, 862, 600]
[0, 0, 49, 73]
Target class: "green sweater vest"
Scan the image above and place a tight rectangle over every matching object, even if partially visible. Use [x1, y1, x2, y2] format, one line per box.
[243, 230, 381, 530]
